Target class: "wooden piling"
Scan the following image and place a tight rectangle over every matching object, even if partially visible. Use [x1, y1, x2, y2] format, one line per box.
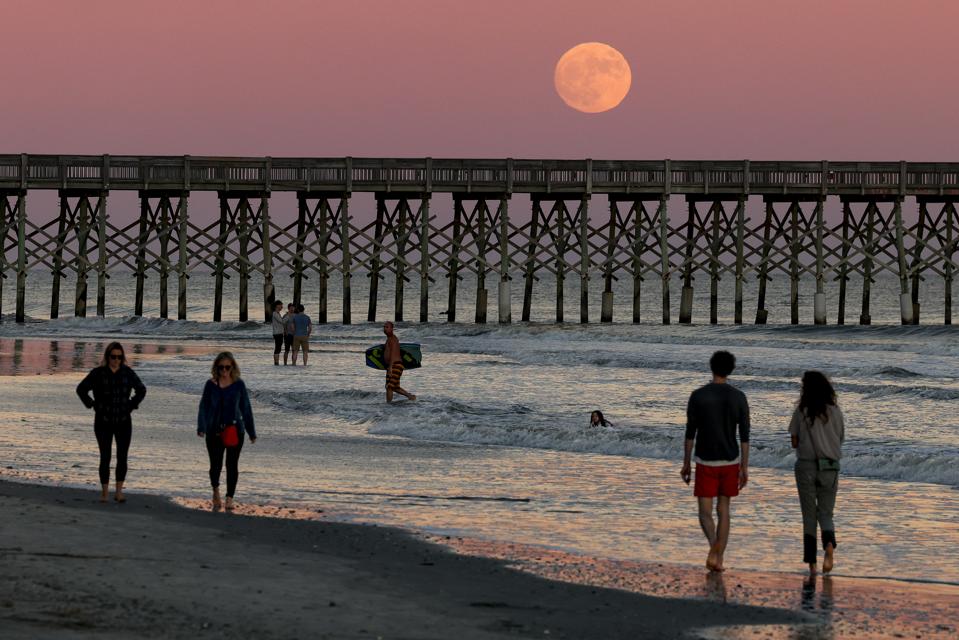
[74, 196, 90, 318]
[910, 201, 927, 325]
[95, 194, 107, 317]
[394, 199, 407, 322]
[893, 198, 913, 325]
[134, 196, 148, 317]
[0, 197, 8, 320]
[15, 193, 27, 323]
[814, 199, 826, 325]
[475, 200, 488, 324]
[177, 195, 189, 320]
[522, 201, 541, 322]
[419, 197, 430, 323]
[837, 202, 851, 325]
[318, 199, 329, 323]
[447, 198, 462, 322]
[658, 196, 670, 325]
[238, 198, 250, 322]
[261, 196, 274, 322]
[755, 201, 773, 324]
[158, 197, 170, 319]
[789, 201, 800, 325]
[213, 197, 227, 323]
[734, 197, 745, 324]
[497, 196, 510, 324]
[293, 195, 306, 306]
[50, 196, 67, 319]
[860, 203, 876, 326]
[579, 196, 589, 324]
[367, 197, 384, 322]
[679, 200, 696, 324]
[602, 199, 617, 323]
[709, 202, 721, 325]
[946, 202, 955, 325]
[555, 202, 565, 323]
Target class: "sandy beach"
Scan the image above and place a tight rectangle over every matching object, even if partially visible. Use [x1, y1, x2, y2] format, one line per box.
[0, 480, 810, 639]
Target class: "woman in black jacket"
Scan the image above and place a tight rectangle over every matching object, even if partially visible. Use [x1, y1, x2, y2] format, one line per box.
[76, 342, 147, 503]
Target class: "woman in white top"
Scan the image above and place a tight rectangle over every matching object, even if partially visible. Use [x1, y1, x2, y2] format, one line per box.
[788, 370, 845, 576]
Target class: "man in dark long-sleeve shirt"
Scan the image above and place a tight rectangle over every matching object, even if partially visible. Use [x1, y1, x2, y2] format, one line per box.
[680, 350, 750, 572]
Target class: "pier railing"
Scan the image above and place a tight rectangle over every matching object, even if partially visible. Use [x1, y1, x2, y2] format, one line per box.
[1, 155, 957, 326]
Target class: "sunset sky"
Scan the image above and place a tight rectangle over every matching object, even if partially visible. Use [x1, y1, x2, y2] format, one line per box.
[3, 0, 957, 160]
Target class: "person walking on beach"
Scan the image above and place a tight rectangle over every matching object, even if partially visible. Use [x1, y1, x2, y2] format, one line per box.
[589, 410, 613, 427]
[384, 321, 415, 403]
[291, 303, 312, 366]
[271, 300, 286, 366]
[197, 352, 257, 511]
[680, 350, 750, 572]
[283, 302, 295, 365]
[789, 371, 844, 575]
[76, 342, 147, 503]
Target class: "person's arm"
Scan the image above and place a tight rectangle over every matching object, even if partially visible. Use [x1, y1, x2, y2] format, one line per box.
[739, 395, 751, 489]
[76, 370, 96, 409]
[788, 408, 800, 449]
[308, 319, 312, 336]
[240, 383, 256, 442]
[681, 395, 696, 484]
[129, 370, 147, 411]
[197, 381, 212, 437]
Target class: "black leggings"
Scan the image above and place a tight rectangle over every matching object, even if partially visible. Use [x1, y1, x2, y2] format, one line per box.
[94, 419, 132, 485]
[273, 334, 284, 355]
[206, 433, 244, 497]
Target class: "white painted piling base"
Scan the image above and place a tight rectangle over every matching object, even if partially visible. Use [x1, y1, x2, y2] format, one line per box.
[498, 281, 511, 324]
[900, 293, 914, 325]
[814, 292, 827, 325]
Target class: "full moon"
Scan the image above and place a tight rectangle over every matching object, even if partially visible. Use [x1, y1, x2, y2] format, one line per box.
[554, 42, 631, 114]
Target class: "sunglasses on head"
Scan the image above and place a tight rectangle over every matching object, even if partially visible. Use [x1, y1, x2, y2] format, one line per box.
[109, 353, 123, 361]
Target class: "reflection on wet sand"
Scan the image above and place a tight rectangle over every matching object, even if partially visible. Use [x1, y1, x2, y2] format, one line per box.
[424, 536, 958, 639]
[0, 338, 209, 376]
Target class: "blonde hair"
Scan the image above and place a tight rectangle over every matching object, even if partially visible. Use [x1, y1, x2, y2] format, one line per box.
[211, 351, 241, 383]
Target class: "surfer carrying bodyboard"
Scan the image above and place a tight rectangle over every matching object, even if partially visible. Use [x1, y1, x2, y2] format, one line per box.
[382, 321, 417, 403]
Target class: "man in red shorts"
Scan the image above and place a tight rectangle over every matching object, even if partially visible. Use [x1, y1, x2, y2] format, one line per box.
[680, 350, 750, 572]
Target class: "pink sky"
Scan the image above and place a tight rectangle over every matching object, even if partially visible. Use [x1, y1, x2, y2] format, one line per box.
[3, 0, 957, 160]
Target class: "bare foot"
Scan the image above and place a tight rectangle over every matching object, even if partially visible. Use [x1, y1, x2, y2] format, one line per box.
[212, 489, 222, 510]
[823, 544, 835, 573]
[99, 492, 109, 504]
[409, 395, 417, 401]
[114, 491, 126, 503]
[706, 546, 724, 572]
[808, 562, 818, 576]
[224, 496, 235, 512]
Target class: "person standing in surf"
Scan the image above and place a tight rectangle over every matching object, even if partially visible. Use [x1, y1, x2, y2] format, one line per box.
[383, 321, 416, 403]
[270, 300, 285, 366]
[291, 303, 312, 366]
[789, 371, 844, 576]
[283, 302, 295, 365]
[76, 342, 147, 503]
[197, 352, 257, 511]
[680, 350, 750, 572]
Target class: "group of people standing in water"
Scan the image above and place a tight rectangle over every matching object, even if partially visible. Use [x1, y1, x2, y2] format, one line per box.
[270, 300, 313, 366]
[75, 338, 842, 575]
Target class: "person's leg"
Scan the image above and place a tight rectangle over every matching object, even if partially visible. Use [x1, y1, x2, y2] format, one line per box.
[302, 339, 309, 366]
[816, 469, 839, 572]
[113, 420, 132, 502]
[291, 337, 301, 365]
[713, 496, 731, 570]
[206, 435, 224, 508]
[93, 421, 112, 502]
[273, 334, 282, 365]
[795, 460, 820, 572]
[284, 335, 292, 365]
[224, 437, 244, 510]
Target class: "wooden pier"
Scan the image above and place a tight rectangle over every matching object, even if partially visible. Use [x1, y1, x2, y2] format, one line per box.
[1, 155, 957, 325]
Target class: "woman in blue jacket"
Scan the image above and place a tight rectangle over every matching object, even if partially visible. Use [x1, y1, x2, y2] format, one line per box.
[197, 352, 257, 511]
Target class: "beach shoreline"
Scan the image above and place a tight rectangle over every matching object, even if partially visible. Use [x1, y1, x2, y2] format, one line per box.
[0, 479, 813, 640]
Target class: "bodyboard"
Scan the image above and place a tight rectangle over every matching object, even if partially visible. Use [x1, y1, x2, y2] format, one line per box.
[365, 343, 422, 370]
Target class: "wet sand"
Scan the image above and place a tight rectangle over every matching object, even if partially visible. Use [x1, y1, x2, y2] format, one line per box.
[0, 480, 806, 640]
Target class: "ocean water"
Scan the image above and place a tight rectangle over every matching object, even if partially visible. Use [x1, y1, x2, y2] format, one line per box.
[1, 272, 957, 587]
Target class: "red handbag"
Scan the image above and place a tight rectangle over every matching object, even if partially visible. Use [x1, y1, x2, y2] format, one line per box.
[221, 424, 239, 448]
